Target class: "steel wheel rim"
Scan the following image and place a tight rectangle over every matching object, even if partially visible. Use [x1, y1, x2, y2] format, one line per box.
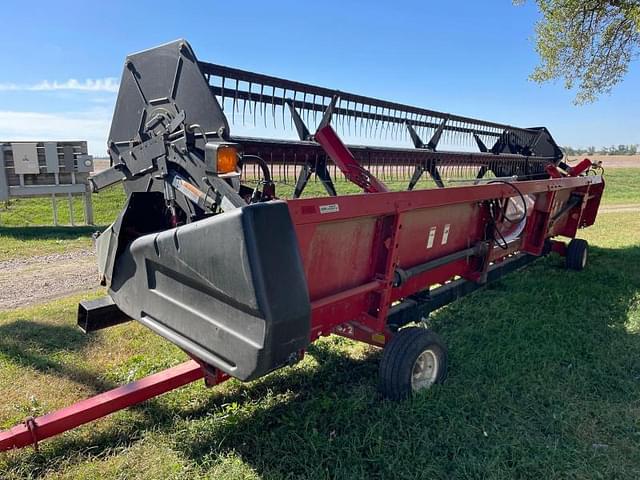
[411, 349, 439, 392]
[581, 249, 587, 268]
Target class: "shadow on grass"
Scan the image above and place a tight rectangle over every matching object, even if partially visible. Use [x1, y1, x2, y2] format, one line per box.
[0, 320, 115, 399]
[0, 225, 104, 241]
[0, 319, 191, 462]
[3, 244, 640, 478]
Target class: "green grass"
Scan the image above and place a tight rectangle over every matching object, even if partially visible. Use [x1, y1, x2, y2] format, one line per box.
[0, 186, 125, 261]
[600, 168, 640, 205]
[0, 206, 639, 478]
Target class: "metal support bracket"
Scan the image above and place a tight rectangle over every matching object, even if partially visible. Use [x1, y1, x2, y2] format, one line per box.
[426, 116, 448, 151]
[405, 123, 445, 189]
[313, 96, 388, 193]
[473, 133, 488, 153]
[315, 122, 389, 193]
[286, 100, 337, 198]
[286, 100, 312, 141]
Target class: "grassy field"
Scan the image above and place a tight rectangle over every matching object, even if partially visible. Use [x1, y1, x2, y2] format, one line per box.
[0, 168, 639, 478]
[0, 186, 124, 261]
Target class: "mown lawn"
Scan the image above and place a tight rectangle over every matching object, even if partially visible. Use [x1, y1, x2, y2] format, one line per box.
[0, 186, 125, 261]
[0, 174, 639, 478]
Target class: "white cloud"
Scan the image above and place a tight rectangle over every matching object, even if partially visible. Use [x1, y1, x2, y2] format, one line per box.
[0, 110, 112, 156]
[0, 78, 119, 93]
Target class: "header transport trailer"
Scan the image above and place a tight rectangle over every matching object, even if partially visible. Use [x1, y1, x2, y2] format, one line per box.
[0, 40, 603, 452]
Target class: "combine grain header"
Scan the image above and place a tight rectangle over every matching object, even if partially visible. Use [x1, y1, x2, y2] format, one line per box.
[1, 40, 604, 452]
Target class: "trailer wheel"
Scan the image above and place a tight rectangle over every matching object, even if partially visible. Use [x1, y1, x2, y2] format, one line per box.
[566, 238, 588, 271]
[379, 327, 448, 400]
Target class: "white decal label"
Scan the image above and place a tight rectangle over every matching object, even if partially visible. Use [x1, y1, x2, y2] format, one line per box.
[441, 224, 450, 245]
[319, 203, 340, 214]
[427, 226, 437, 249]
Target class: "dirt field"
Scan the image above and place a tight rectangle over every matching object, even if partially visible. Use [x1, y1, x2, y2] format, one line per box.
[599, 204, 640, 214]
[566, 154, 640, 168]
[92, 158, 110, 173]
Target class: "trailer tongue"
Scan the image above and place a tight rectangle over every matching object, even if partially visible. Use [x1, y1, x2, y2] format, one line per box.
[0, 39, 604, 452]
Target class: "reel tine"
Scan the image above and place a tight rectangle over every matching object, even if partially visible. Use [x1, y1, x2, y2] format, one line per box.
[380, 107, 387, 140]
[271, 86, 277, 128]
[260, 83, 266, 128]
[365, 103, 370, 137]
[220, 76, 226, 112]
[385, 107, 391, 140]
[383, 108, 389, 140]
[282, 88, 287, 129]
[389, 109, 396, 141]
[220, 77, 225, 112]
[234, 79, 240, 122]
[290, 91, 295, 129]
[372, 103, 379, 138]
[242, 83, 248, 126]
[301, 92, 307, 126]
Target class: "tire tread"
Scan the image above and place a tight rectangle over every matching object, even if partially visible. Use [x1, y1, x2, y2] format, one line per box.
[379, 327, 448, 400]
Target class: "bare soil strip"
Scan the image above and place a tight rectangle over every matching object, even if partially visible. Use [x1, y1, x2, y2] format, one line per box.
[0, 250, 98, 311]
[565, 155, 640, 168]
[598, 204, 640, 214]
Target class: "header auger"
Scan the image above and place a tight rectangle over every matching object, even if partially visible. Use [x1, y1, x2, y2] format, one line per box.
[1, 39, 604, 452]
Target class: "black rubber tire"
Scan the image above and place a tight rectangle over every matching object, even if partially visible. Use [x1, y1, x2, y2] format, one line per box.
[379, 327, 448, 401]
[566, 238, 589, 271]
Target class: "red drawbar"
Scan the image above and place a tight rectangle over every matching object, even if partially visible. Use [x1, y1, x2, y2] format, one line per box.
[0, 360, 205, 452]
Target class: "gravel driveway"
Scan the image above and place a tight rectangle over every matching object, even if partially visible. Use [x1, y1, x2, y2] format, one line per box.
[0, 250, 99, 311]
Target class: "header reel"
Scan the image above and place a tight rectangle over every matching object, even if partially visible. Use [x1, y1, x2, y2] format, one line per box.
[91, 39, 564, 230]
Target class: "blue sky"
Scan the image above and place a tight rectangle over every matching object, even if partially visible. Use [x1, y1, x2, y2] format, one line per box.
[1, 0, 638, 156]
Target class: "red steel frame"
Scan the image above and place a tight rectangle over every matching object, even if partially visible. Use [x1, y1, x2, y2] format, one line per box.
[0, 125, 604, 453]
[293, 172, 603, 347]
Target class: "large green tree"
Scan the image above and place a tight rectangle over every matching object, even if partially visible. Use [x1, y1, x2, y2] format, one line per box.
[522, 0, 640, 103]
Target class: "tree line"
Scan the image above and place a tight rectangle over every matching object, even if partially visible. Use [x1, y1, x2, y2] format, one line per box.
[562, 144, 639, 156]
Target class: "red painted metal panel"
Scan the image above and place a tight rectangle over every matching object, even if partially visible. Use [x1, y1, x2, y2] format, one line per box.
[301, 217, 379, 300]
[289, 174, 605, 337]
[395, 203, 484, 268]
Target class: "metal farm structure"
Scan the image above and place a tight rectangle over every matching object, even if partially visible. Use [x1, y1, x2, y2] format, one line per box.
[0, 40, 604, 451]
[0, 141, 94, 225]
